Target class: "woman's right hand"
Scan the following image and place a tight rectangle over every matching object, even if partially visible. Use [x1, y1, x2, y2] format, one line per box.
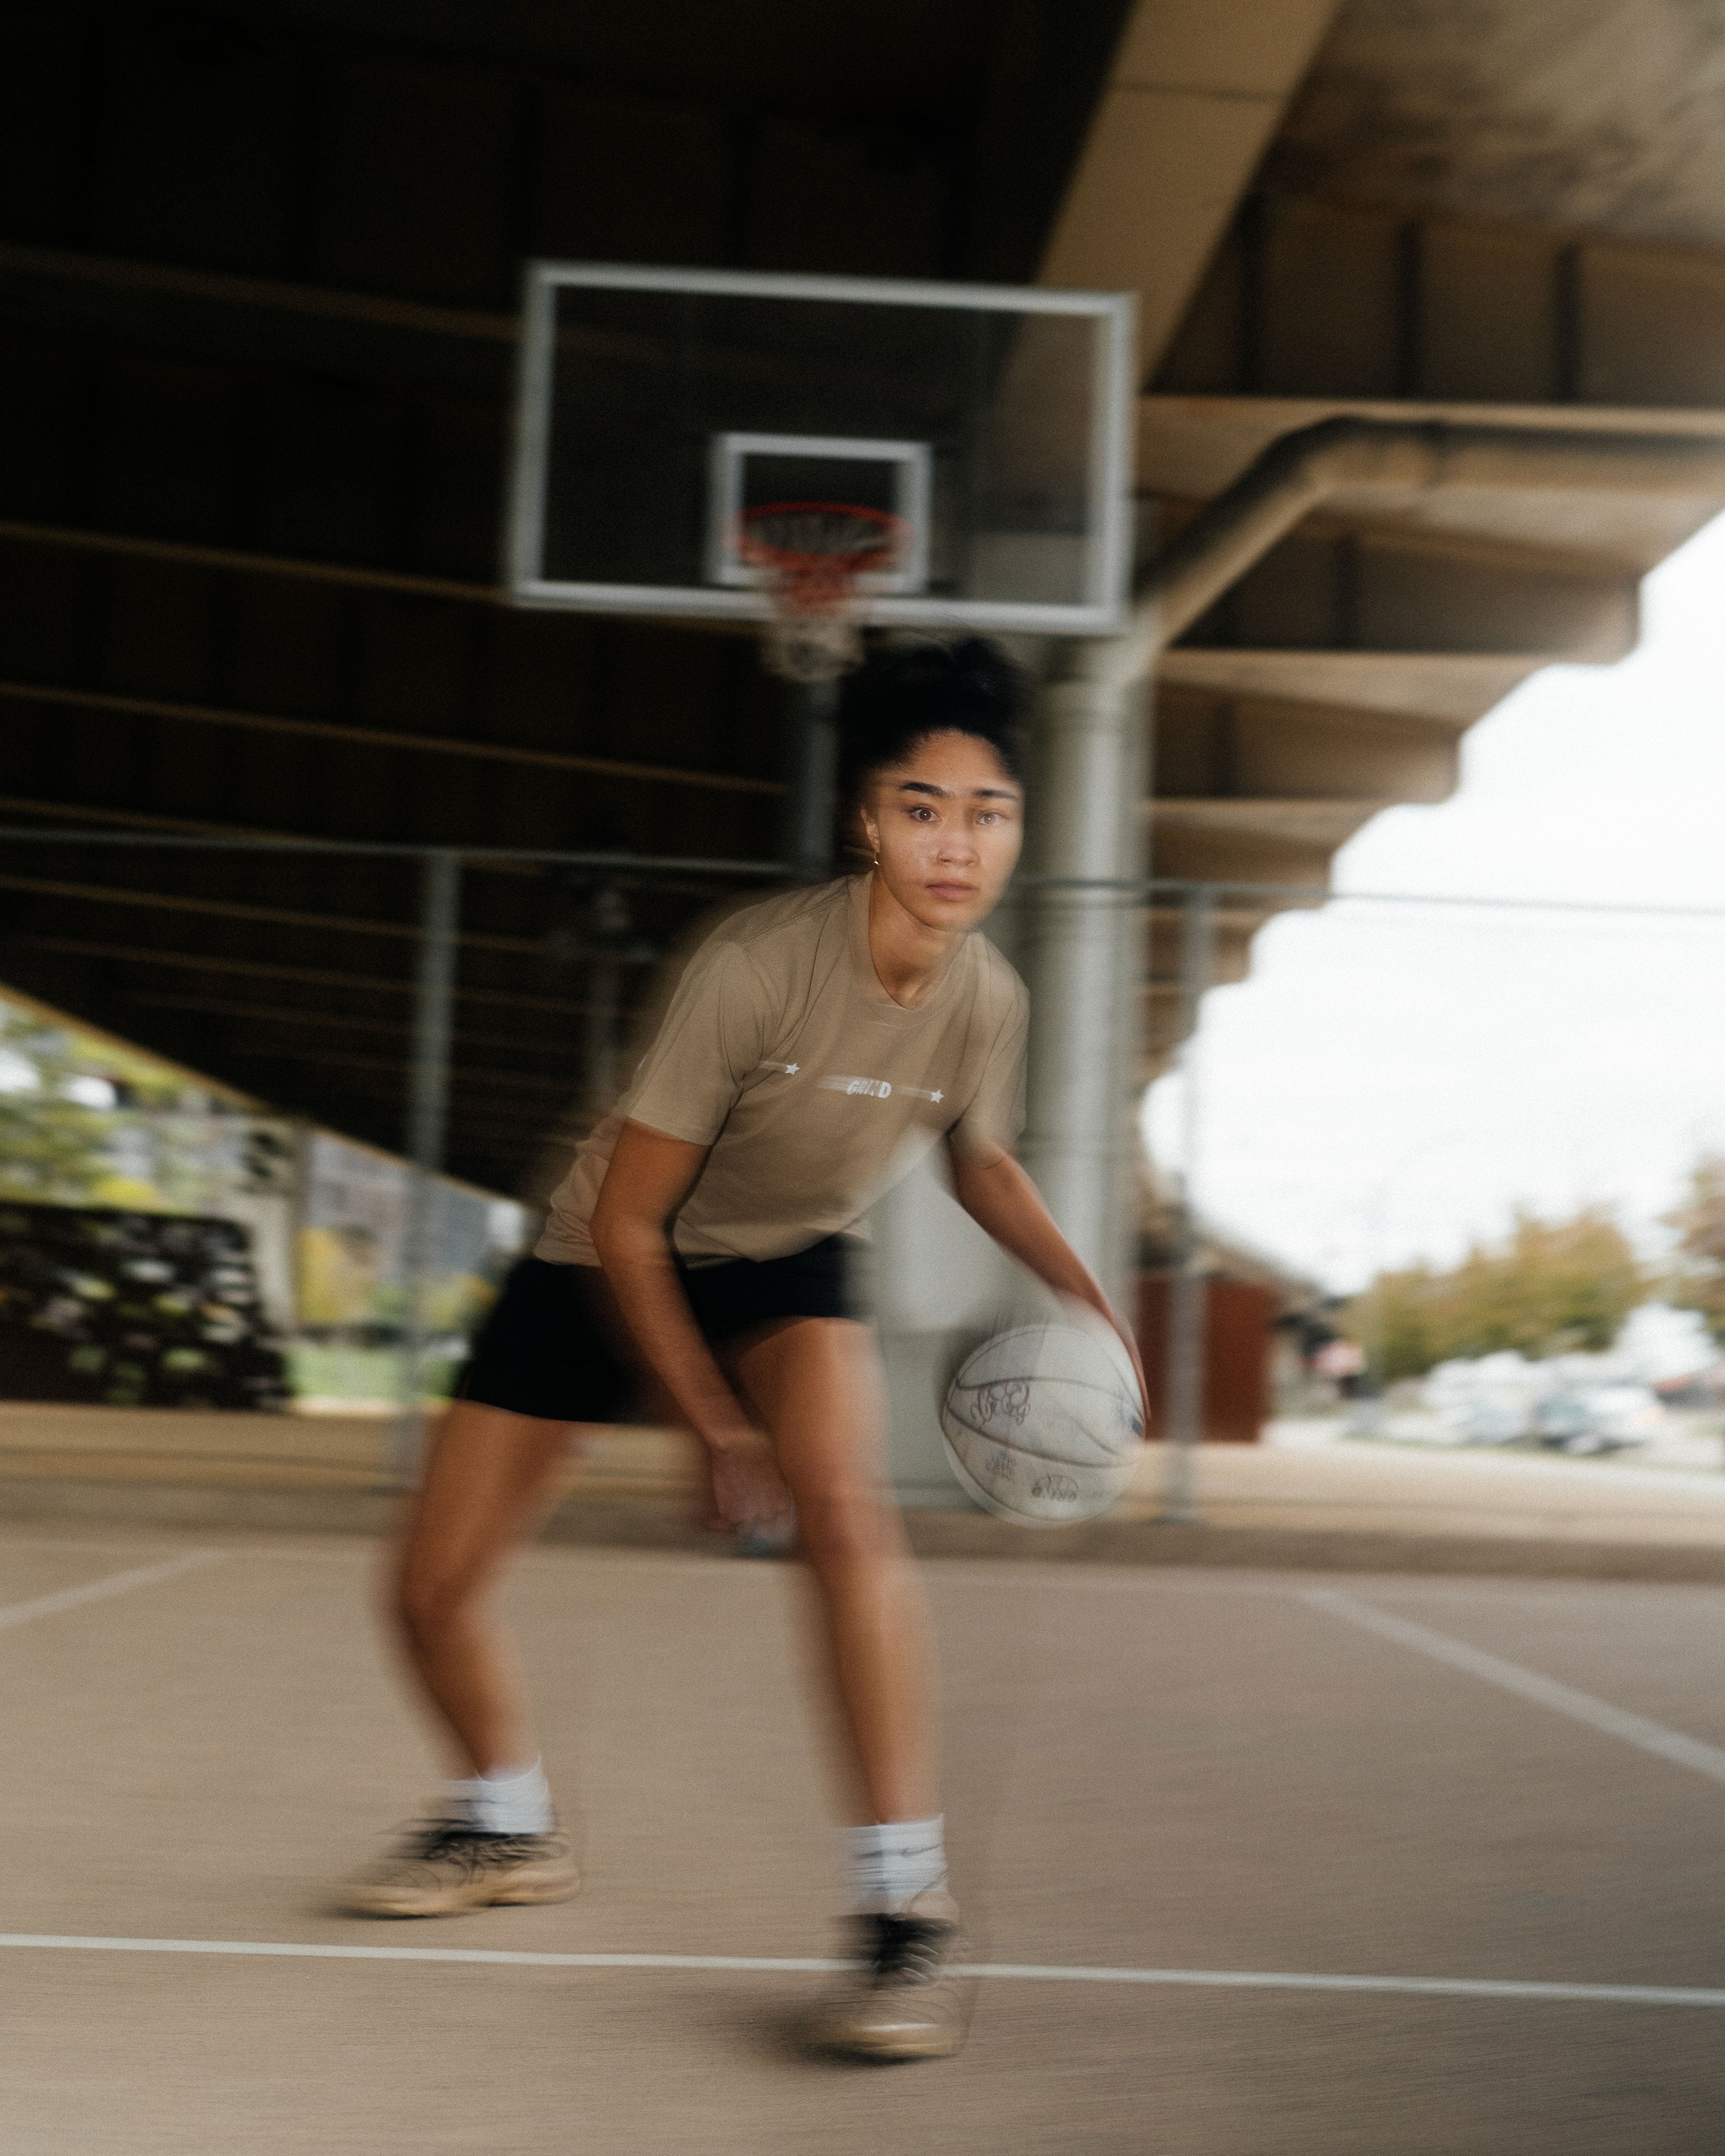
[706, 1426, 793, 1529]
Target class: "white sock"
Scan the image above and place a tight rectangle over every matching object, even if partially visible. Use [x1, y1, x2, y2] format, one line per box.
[443, 1759, 554, 1836]
[846, 1816, 946, 1912]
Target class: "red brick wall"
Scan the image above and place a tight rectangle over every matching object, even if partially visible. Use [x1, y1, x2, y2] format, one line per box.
[1136, 1275, 1274, 1443]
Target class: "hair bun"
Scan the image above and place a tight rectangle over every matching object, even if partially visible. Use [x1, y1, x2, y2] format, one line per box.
[836, 637, 1027, 804]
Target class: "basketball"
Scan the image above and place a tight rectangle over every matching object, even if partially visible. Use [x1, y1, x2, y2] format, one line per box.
[940, 1314, 1147, 1526]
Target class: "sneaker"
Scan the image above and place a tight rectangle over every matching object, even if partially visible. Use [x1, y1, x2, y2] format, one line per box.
[341, 1821, 580, 1918]
[811, 1889, 967, 2061]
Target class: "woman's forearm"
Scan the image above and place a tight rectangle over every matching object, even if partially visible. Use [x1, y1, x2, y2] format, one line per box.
[948, 1148, 1114, 1317]
[949, 1145, 1150, 1412]
[590, 1218, 753, 1453]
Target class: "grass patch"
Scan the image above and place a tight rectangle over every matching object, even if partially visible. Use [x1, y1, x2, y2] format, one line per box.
[286, 1344, 465, 1403]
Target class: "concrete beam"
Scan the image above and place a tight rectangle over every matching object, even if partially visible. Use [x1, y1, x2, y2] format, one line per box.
[1155, 199, 1725, 412]
[1039, 0, 1343, 370]
[1148, 797, 1386, 847]
[1156, 687, 1464, 809]
[1155, 647, 1541, 723]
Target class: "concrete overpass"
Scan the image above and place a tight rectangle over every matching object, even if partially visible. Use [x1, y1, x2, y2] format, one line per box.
[4, 0, 1725, 1226]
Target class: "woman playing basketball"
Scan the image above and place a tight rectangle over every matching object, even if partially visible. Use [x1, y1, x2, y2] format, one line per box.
[345, 639, 1145, 2059]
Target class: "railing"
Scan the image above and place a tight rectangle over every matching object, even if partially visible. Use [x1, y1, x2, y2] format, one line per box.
[5, 822, 1725, 1506]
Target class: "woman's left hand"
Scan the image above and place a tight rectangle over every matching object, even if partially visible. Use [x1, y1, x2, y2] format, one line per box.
[1108, 1310, 1152, 1435]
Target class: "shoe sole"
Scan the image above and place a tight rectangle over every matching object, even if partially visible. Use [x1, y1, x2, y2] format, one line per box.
[811, 2004, 966, 2063]
[344, 1868, 581, 1919]
[817, 2025, 963, 2062]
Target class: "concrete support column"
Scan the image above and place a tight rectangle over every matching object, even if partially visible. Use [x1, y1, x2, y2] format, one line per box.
[876, 638, 1150, 1510]
[1018, 647, 1149, 1310]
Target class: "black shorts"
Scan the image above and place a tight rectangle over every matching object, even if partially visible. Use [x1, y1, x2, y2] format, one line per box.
[457, 1235, 864, 1424]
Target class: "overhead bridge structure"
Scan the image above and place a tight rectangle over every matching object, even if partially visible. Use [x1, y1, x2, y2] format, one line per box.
[4, 0, 1725, 1247]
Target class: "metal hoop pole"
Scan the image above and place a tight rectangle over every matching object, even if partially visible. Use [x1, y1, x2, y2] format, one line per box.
[782, 677, 841, 881]
[389, 849, 462, 1487]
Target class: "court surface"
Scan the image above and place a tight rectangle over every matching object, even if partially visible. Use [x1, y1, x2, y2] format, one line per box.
[1, 1527, 1722, 2153]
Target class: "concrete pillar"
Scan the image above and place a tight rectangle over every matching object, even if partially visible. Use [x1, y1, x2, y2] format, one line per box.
[871, 1153, 1021, 1506]
[875, 642, 1150, 1508]
[1017, 646, 1149, 1309]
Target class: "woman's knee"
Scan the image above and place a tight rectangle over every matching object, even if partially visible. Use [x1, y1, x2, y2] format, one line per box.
[394, 1551, 486, 1645]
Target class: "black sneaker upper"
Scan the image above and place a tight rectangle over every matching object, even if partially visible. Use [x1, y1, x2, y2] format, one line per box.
[397, 1822, 557, 1870]
[856, 1911, 957, 1988]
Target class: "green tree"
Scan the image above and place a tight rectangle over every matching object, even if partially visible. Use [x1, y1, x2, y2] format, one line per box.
[1664, 1154, 1725, 1345]
[1344, 1206, 1645, 1379]
[1444, 1210, 1644, 1358]
[0, 1009, 113, 1203]
[1349, 1261, 1444, 1383]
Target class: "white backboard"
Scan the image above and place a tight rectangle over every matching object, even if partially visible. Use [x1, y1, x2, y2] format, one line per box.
[504, 263, 1136, 636]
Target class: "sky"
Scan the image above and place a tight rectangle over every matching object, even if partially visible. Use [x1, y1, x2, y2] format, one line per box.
[1143, 508, 1725, 1294]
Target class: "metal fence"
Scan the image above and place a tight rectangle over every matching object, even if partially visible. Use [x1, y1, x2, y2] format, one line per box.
[5, 821, 1725, 1507]
[0, 823, 790, 1478]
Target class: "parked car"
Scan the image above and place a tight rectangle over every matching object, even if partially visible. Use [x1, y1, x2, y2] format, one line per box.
[1535, 1382, 1665, 1454]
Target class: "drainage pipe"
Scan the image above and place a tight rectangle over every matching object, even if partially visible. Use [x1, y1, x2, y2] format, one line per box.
[1108, 415, 1725, 689]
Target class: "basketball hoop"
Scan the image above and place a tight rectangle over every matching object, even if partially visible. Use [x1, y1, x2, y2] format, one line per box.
[738, 501, 906, 683]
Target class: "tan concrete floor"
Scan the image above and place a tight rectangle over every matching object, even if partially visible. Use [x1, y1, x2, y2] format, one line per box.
[1126, 1434, 1725, 1545]
[0, 1528, 1723, 2151]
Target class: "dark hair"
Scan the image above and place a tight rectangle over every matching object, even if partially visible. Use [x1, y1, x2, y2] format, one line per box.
[836, 637, 1027, 805]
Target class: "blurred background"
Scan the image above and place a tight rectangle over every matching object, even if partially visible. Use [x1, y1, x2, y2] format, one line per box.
[5, 0, 1725, 1508]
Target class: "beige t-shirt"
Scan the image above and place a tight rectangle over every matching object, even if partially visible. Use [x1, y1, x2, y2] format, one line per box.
[538, 874, 1028, 1266]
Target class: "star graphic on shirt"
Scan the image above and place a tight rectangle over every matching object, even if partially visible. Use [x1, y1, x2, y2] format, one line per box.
[931, 1089, 943, 1103]
[785, 1063, 799, 1074]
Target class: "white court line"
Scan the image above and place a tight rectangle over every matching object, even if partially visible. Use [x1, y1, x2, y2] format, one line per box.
[1353, 1581, 1725, 1607]
[0, 1550, 221, 1633]
[0, 1933, 1720, 2007]
[921, 1567, 1688, 1603]
[1304, 1588, 1725, 1785]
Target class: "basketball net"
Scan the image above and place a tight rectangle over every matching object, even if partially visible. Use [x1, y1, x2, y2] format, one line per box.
[738, 502, 907, 684]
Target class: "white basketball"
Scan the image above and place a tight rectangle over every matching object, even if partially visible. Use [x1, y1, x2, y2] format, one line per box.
[940, 1315, 1147, 1526]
